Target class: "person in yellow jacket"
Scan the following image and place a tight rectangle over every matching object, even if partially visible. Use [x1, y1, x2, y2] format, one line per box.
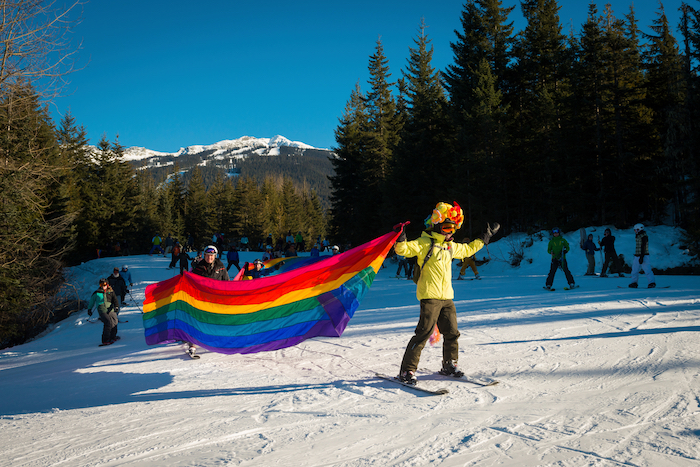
[394, 201, 499, 385]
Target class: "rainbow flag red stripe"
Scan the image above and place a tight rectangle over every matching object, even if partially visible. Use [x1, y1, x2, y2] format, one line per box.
[142, 230, 399, 354]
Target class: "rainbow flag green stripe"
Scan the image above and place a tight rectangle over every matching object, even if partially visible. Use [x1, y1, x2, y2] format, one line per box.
[142, 231, 397, 354]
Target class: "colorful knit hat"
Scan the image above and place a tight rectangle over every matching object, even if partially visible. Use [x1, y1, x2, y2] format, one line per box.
[424, 202, 464, 229]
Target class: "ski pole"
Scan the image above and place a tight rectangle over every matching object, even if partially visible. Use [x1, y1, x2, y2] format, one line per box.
[128, 290, 143, 313]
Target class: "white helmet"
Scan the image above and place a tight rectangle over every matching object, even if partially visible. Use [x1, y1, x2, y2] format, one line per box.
[122, 265, 128, 270]
[332, 245, 339, 251]
[633, 223, 644, 232]
[204, 245, 218, 254]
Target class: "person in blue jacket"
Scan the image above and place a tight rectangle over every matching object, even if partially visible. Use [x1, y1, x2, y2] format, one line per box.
[226, 246, 240, 272]
[581, 234, 600, 275]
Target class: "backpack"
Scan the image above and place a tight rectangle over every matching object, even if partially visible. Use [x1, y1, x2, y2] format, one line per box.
[412, 238, 436, 284]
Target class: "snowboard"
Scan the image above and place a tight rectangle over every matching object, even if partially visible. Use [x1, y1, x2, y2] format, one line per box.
[375, 373, 448, 395]
[420, 370, 499, 387]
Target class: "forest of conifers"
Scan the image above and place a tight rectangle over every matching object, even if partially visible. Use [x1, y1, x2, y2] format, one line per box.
[2, 0, 700, 344]
[329, 0, 700, 249]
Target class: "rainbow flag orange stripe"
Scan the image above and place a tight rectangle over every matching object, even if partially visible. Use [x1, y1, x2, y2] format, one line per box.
[142, 230, 399, 354]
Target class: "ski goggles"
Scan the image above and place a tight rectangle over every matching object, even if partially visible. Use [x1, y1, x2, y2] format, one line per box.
[204, 246, 218, 255]
[552, 229, 560, 234]
[441, 225, 456, 234]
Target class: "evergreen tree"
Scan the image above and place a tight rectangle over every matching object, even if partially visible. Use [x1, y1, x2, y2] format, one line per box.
[329, 83, 368, 245]
[360, 39, 402, 240]
[0, 83, 67, 343]
[510, 0, 570, 227]
[643, 5, 686, 223]
[679, 2, 700, 235]
[231, 176, 264, 247]
[443, 0, 515, 234]
[165, 167, 186, 240]
[390, 20, 452, 233]
[184, 167, 209, 250]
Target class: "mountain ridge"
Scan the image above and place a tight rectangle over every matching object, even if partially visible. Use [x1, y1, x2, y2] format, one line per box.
[122, 135, 325, 162]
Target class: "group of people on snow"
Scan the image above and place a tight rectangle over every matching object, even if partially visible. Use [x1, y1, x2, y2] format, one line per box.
[546, 224, 654, 290]
[89, 201, 657, 381]
[393, 201, 657, 386]
[87, 265, 133, 346]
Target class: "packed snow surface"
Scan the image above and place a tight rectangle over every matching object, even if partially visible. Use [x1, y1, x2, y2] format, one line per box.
[2, 226, 700, 466]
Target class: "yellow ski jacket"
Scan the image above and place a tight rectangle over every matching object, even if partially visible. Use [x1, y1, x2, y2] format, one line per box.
[395, 231, 484, 301]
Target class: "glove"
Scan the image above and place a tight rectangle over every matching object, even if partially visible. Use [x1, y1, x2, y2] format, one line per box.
[481, 222, 501, 245]
[638, 256, 643, 264]
[125, 289, 129, 294]
[87, 310, 93, 317]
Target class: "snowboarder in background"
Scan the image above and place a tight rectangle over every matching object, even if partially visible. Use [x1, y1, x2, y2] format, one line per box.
[395, 251, 410, 278]
[581, 234, 600, 276]
[87, 278, 119, 345]
[394, 201, 499, 385]
[149, 234, 164, 256]
[629, 224, 655, 288]
[545, 228, 576, 290]
[163, 234, 174, 256]
[226, 245, 240, 272]
[178, 248, 190, 276]
[599, 228, 624, 277]
[457, 237, 480, 280]
[168, 242, 181, 269]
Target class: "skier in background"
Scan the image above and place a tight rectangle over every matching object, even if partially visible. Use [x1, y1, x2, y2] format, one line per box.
[544, 228, 576, 290]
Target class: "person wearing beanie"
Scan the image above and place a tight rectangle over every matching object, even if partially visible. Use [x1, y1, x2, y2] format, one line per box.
[394, 201, 499, 385]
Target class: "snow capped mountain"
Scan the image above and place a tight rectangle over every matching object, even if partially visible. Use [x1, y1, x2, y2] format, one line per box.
[122, 135, 318, 162]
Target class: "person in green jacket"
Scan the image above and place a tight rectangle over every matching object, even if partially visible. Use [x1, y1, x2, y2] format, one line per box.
[394, 201, 499, 385]
[545, 228, 576, 290]
[87, 278, 119, 345]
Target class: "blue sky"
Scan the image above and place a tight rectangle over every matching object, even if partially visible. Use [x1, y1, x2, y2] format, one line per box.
[51, 0, 686, 152]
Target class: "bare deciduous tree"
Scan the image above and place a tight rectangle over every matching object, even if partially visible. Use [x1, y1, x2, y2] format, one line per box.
[0, 0, 83, 99]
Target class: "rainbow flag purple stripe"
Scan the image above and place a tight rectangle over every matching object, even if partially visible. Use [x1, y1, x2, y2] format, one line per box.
[142, 230, 399, 354]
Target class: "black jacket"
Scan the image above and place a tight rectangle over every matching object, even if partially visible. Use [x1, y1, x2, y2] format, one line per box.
[192, 258, 229, 281]
[599, 235, 617, 256]
[107, 274, 128, 296]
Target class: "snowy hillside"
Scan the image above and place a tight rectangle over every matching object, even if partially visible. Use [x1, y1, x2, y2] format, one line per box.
[121, 135, 318, 162]
[2, 225, 700, 466]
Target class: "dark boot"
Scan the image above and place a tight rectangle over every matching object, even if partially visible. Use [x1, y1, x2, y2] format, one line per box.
[438, 360, 464, 378]
[398, 370, 417, 385]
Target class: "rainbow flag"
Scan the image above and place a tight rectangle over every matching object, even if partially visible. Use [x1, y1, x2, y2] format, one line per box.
[142, 230, 400, 354]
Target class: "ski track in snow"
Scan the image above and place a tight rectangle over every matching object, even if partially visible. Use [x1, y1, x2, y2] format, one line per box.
[1, 241, 700, 466]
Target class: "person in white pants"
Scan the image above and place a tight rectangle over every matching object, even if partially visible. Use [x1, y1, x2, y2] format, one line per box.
[629, 223, 655, 288]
